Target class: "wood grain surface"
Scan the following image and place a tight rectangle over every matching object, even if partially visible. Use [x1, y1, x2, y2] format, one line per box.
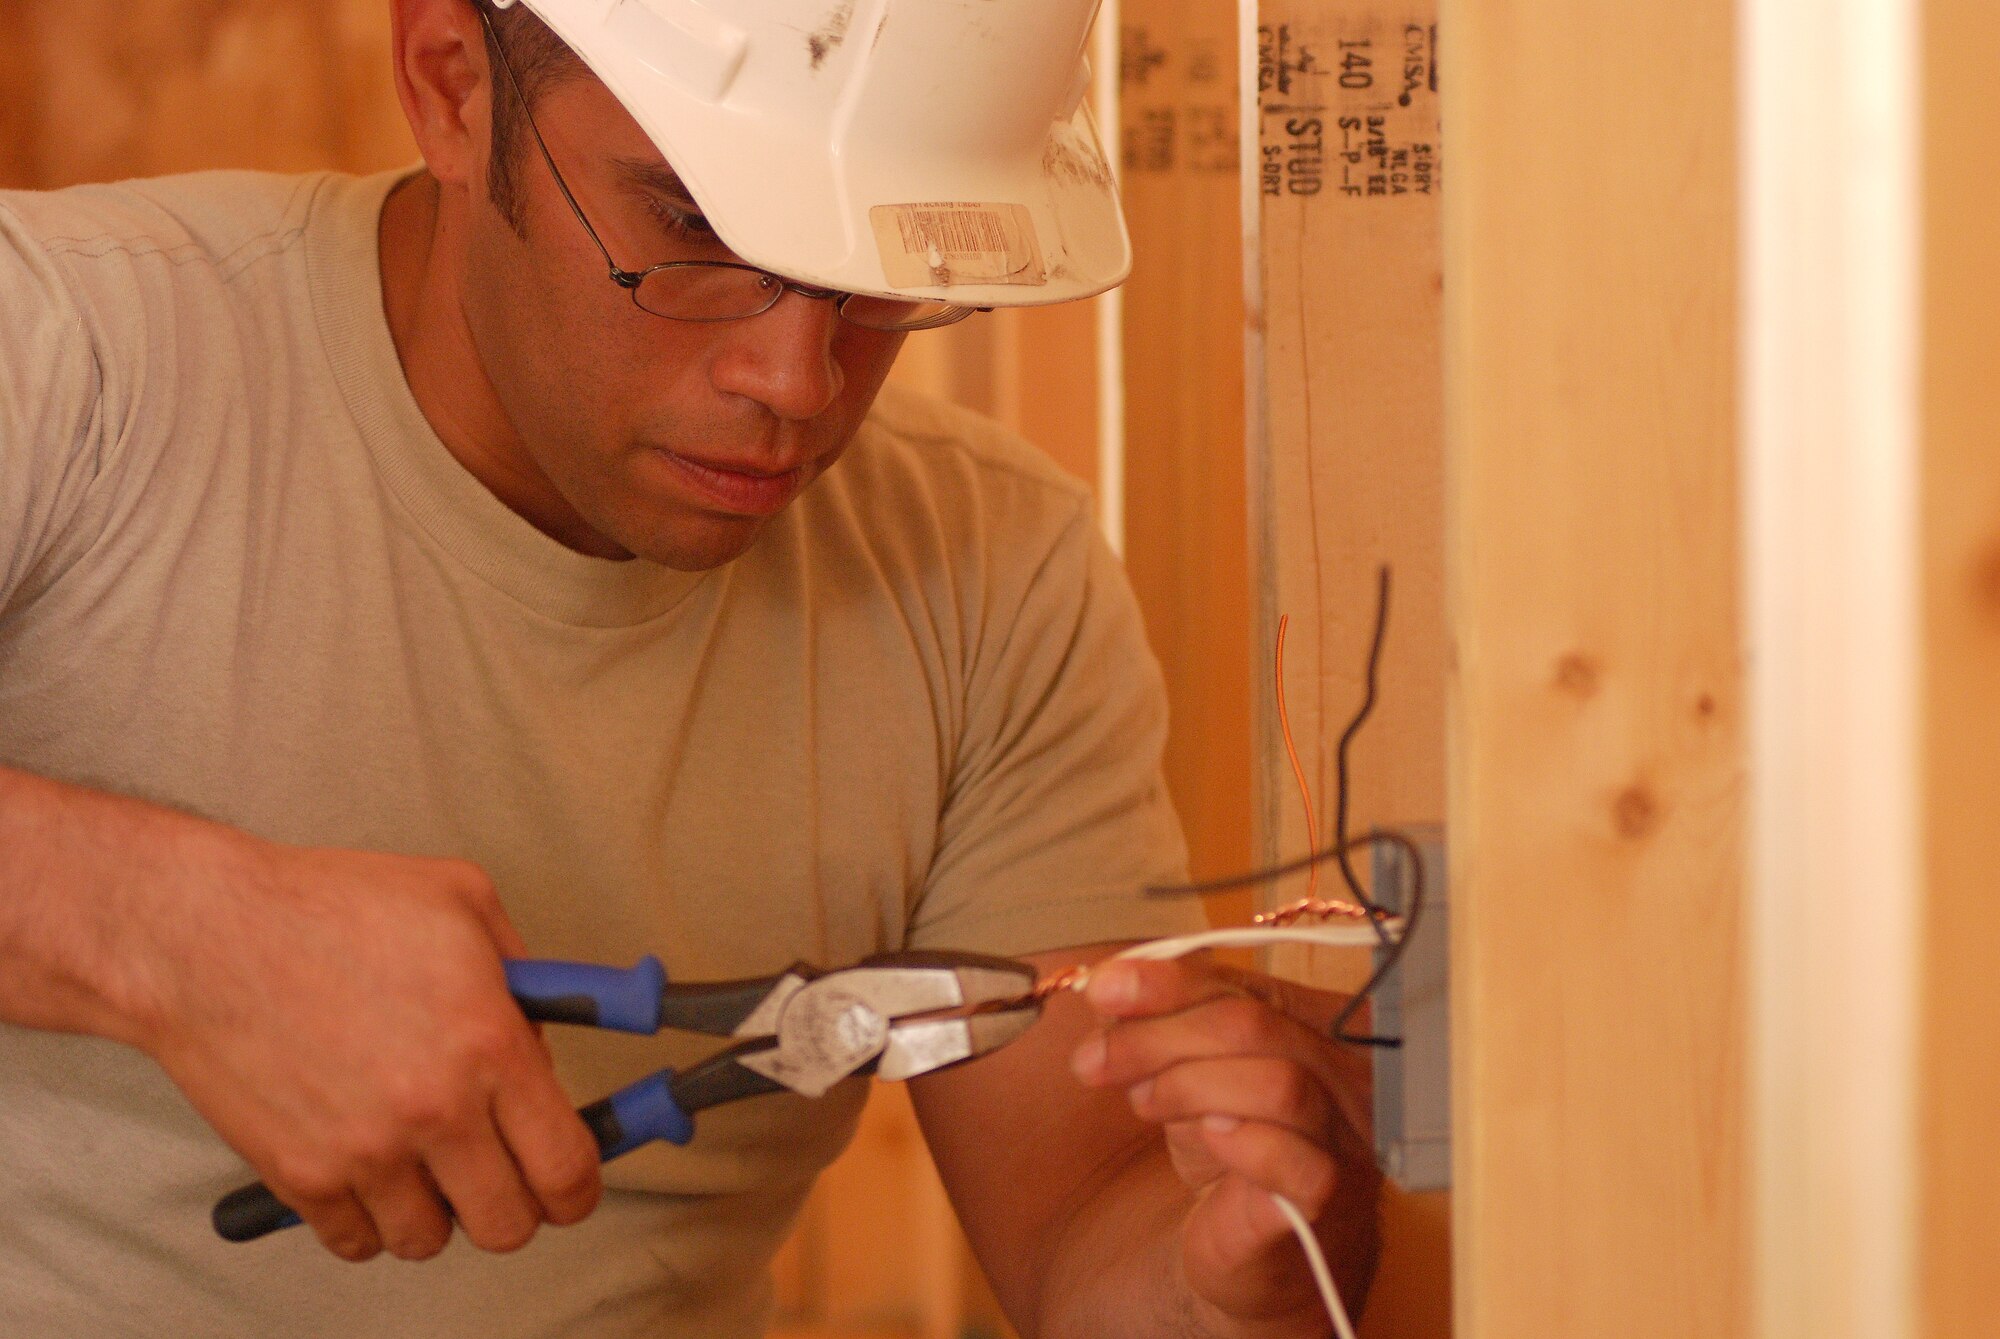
[1244, 4, 1450, 1336]
[1920, 2, 2000, 1335]
[1443, 2, 1747, 1337]
[1120, 0, 1255, 909]
[3, 0, 415, 189]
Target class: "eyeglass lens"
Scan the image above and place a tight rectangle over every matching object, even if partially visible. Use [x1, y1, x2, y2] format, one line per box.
[629, 266, 963, 331]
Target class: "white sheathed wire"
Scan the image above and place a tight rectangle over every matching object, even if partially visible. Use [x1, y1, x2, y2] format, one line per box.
[1112, 924, 1394, 960]
[1081, 924, 1397, 1339]
[1272, 1192, 1359, 1339]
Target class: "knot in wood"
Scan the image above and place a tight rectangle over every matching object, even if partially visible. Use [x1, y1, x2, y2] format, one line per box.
[1613, 785, 1660, 840]
[1554, 652, 1601, 699]
[1973, 539, 2000, 626]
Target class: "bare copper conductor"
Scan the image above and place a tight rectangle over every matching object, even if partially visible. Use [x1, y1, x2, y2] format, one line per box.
[1255, 897, 1373, 927]
[1031, 966, 1092, 999]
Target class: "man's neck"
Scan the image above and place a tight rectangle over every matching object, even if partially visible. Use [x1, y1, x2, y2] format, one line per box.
[375, 173, 627, 559]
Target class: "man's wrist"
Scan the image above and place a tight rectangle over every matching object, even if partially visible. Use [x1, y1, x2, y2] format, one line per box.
[99, 802, 251, 1052]
[1037, 1140, 1339, 1339]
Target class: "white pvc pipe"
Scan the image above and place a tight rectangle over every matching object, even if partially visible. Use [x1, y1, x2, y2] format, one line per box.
[1741, 1, 1921, 1336]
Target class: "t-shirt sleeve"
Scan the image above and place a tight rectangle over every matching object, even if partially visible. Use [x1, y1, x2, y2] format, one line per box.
[0, 202, 106, 615]
[908, 496, 1208, 958]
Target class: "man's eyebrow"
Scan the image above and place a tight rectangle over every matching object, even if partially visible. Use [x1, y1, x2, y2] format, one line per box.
[612, 157, 701, 209]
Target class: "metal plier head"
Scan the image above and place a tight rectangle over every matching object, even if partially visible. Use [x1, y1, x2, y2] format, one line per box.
[731, 950, 1042, 1098]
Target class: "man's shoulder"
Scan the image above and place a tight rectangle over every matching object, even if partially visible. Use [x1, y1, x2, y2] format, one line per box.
[768, 383, 1101, 614]
[844, 382, 1094, 520]
[0, 170, 337, 283]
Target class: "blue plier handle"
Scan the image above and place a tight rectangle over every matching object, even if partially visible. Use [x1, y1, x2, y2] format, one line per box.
[212, 950, 1037, 1243]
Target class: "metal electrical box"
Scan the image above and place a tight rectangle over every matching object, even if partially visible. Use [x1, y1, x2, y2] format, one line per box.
[1371, 827, 1450, 1191]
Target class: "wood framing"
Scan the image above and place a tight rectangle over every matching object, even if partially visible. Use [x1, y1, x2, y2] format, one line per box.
[1119, 0, 1255, 898]
[1242, 2, 1448, 1335]
[1246, 0, 1445, 928]
[1443, 3, 1747, 1337]
[1919, 2, 2000, 1335]
[12, 0, 413, 189]
[1741, 2, 1922, 1336]
[0, 3, 36, 186]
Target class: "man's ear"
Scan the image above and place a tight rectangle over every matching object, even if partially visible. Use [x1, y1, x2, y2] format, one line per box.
[387, 0, 492, 193]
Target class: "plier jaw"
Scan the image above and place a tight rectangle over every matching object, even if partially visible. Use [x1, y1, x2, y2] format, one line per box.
[732, 950, 1042, 1095]
[876, 1001, 1042, 1082]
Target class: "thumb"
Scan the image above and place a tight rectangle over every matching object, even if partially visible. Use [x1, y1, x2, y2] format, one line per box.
[439, 859, 529, 961]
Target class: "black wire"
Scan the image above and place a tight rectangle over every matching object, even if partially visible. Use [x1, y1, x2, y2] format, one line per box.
[1144, 565, 1424, 1049]
[1327, 831, 1424, 1047]
[1334, 568, 1394, 940]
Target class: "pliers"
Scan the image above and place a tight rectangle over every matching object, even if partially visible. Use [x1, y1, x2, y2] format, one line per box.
[212, 949, 1040, 1242]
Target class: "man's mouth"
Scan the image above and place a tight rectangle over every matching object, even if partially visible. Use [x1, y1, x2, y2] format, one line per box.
[650, 448, 809, 517]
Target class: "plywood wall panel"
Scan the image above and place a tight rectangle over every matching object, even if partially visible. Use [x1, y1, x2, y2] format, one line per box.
[1443, 3, 1746, 1337]
[1919, 1, 2000, 1334]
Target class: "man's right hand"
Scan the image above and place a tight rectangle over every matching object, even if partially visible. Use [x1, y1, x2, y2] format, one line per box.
[0, 766, 603, 1264]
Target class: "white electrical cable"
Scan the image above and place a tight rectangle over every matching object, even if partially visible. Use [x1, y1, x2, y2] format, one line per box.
[1112, 924, 1393, 959]
[1079, 924, 1397, 1339]
[1271, 1192, 1358, 1339]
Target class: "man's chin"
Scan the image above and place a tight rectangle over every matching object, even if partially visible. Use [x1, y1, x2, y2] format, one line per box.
[615, 511, 773, 573]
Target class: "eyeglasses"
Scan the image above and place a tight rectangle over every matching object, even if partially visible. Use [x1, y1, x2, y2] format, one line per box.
[479, 11, 978, 333]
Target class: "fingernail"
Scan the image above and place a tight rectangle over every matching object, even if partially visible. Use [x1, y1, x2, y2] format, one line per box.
[1072, 1035, 1106, 1082]
[1202, 1114, 1242, 1135]
[1090, 963, 1138, 1009]
[1130, 1078, 1155, 1113]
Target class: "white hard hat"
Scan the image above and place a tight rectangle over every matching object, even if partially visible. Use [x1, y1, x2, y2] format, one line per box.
[492, 0, 1130, 307]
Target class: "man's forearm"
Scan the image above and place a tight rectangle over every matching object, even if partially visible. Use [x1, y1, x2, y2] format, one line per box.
[0, 761, 603, 1261]
[0, 763, 205, 1045]
[1035, 1138, 1351, 1339]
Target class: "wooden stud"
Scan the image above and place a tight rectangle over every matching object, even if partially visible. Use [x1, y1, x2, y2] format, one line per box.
[1445, 2, 1747, 1336]
[17, 1, 414, 189]
[1240, 4, 1450, 1336]
[1120, 0, 1255, 905]
[0, 1, 39, 187]
[1921, 2, 2000, 1334]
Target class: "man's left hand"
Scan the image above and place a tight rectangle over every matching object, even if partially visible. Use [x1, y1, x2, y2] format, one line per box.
[1069, 956, 1384, 1328]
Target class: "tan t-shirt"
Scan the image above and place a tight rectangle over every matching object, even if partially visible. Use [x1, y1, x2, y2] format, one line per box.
[0, 169, 1199, 1338]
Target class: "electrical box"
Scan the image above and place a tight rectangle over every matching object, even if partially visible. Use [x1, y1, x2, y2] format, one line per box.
[1371, 827, 1449, 1191]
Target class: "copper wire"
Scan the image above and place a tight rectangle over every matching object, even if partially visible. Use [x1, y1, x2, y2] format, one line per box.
[1011, 575, 1423, 1044]
[1031, 966, 1092, 999]
[1275, 614, 1322, 903]
[1141, 571, 1421, 1049]
[1026, 901, 1373, 998]
[1016, 627, 1341, 1007]
[1255, 896, 1373, 926]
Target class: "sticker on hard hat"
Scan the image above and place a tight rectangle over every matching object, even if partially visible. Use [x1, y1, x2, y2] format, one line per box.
[869, 204, 1047, 290]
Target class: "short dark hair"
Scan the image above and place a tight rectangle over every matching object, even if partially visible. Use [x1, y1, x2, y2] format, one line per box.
[470, 1, 587, 232]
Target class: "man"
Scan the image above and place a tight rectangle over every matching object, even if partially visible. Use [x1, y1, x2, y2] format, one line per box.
[0, 0, 1380, 1333]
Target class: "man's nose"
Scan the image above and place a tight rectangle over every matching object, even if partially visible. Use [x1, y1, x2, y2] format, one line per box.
[708, 286, 846, 422]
